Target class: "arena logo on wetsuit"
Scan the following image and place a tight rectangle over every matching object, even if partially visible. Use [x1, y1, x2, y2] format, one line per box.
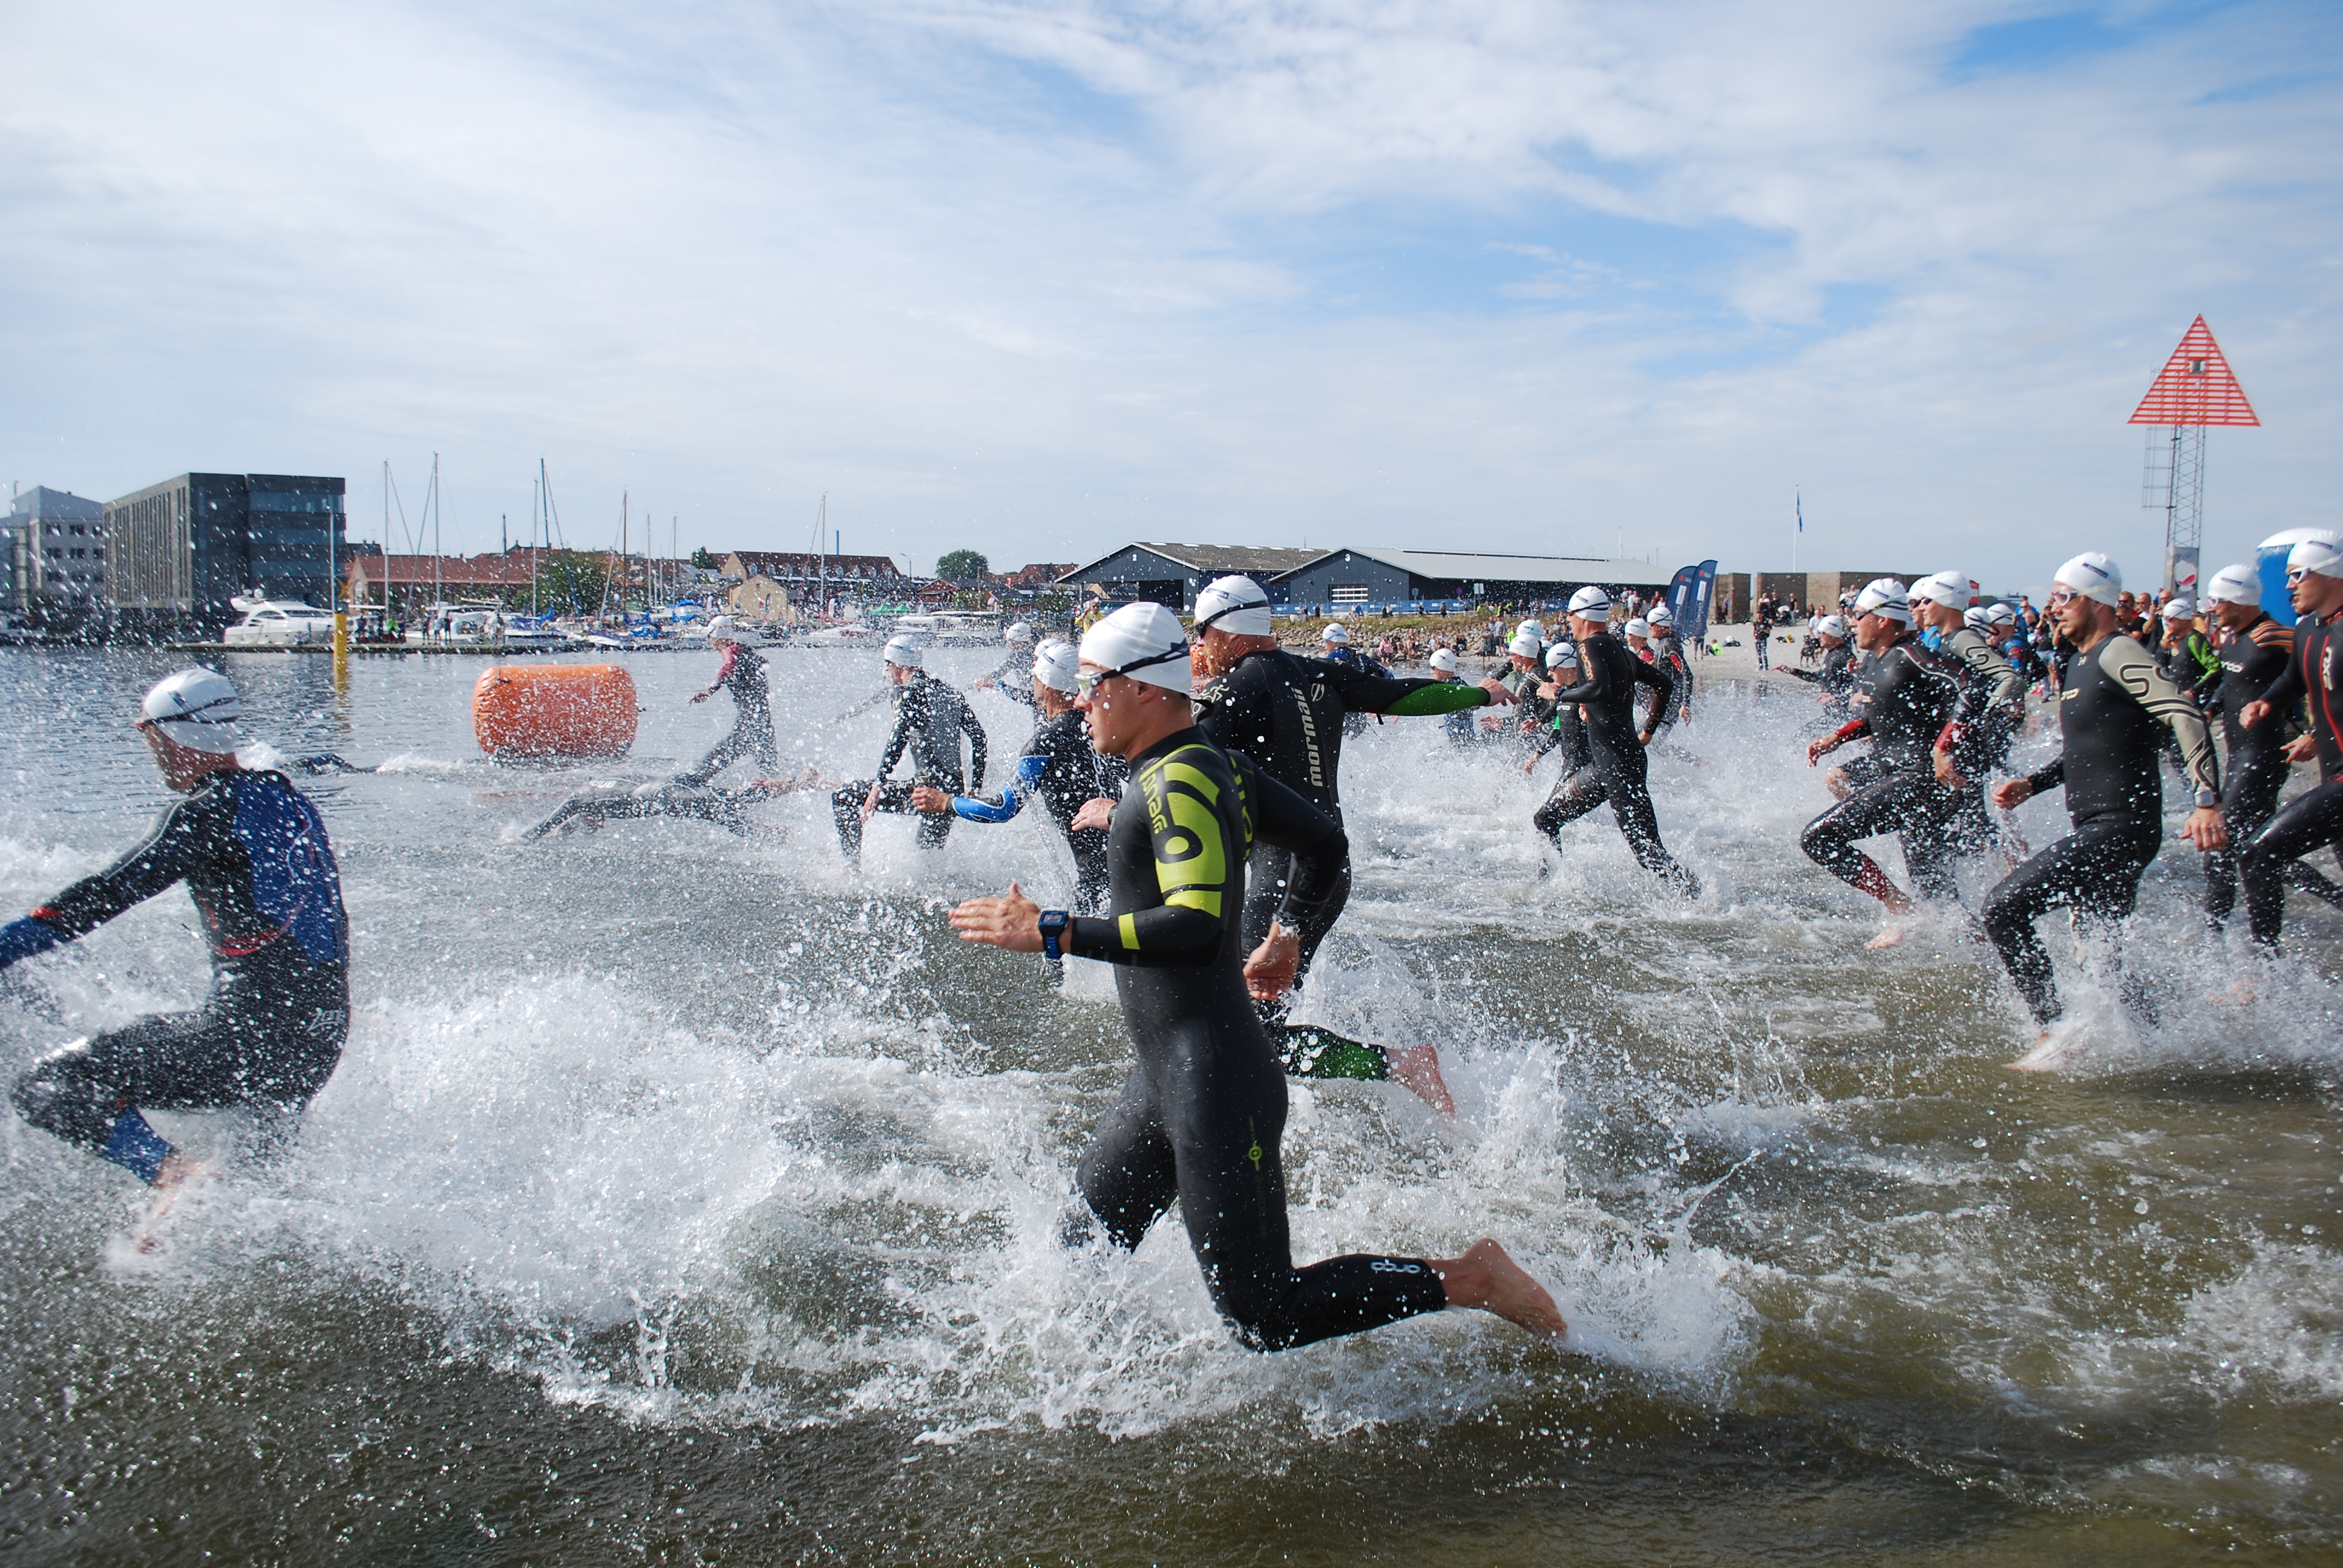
[234, 785, 347, 964]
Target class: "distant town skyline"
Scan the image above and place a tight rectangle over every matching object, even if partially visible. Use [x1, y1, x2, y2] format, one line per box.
[4, 1, 2337, 594]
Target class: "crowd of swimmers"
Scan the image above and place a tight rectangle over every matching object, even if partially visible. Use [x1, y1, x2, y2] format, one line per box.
[4, 532, 2341, 1356]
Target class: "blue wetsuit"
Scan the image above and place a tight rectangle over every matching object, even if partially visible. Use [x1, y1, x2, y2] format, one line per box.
[5, 769, 350, 1181]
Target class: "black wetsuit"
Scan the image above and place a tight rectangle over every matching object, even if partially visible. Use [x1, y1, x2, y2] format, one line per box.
[677, 644, 778, 786]
[1539, 633, 1696, 891]
[1066, 728, 1446, 1350]
[525, 778, 795, 840]
[1930, 625, 2027, 862]
[980, 650, 1038, 711]
[949, 707, 1124, 913]
[1531, 699, 1607, 838]
[1981, 635, 2221, 1024]
[2238, 609, 2343, 942]
[1786, 642, 1858, 723]
[1196, 647, 1489, 987]
[832, 671, 988, 860]
[4, 770, 350, 1180]
[1800, 636, 1965, 901]
[1647, 635, 1693, 731]
[1502, 664, 1557, 754]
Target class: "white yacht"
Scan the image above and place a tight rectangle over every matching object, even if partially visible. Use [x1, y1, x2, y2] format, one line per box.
[224, 599, 337, 647]
[404, 605, 568, 650]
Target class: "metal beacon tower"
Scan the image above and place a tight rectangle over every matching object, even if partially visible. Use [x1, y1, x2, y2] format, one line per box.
[2129, 315, 2258, 597]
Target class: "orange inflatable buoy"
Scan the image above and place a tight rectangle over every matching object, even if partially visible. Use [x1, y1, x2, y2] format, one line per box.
[473, 664, 638, 760]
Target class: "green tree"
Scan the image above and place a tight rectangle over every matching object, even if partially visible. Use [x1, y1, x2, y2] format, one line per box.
[935, 549, 990, 582]
[691, 546, 719, 570]
[532, 550, 609, 614]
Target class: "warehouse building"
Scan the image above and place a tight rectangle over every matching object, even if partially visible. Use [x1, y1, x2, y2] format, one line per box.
[104, 473, 346, 635]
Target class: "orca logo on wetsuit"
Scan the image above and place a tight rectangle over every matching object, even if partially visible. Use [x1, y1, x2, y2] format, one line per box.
[1368, 1258, 1424, 1275]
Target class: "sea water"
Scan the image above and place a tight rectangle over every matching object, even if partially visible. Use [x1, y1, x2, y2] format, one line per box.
[0, 645, 2337, 1563]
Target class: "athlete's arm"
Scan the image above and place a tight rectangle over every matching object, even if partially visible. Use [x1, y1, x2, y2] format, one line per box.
[1328, 667, 1494, 717]
[947, 754, 1046, 823]
[1245, 765, 1348, 956]
[3, 797, 214, 961]
[2102, 636, 2220, 800]
[960, 699, 989, 791]
[873, 689, 919, 778]
[1064, 754, 1237, 966]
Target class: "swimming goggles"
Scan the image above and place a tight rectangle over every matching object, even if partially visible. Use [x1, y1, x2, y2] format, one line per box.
[1075, 644, 1190, 696]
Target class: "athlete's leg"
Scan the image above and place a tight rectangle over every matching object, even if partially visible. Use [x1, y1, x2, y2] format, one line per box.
[2239, 780, 2343, 947]
[1532, 767, 1608, 841]
[675, 721, 757, 788]
[2209, 757, 2288, 942]
[1156, 1018, 1445, 1351]
[831, 780, 925, 859]
[1981, 823, 2157, 1025]
[1801, 776, 1927, 905]
[1602, 755, 1698, 894]
[1073, 1066, 1179, 1251]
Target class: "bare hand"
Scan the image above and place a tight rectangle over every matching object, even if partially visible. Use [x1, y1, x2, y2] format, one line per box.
[1993, 778, 2034, 809]
[909, 785, 953, 814]
[687, 691, 709, 705]
[2181, 805, 2227, 852]
[1637, 730, 1654, 748]
[1478, 678, 1514, 705]
[1070, 797, 1116, 832]
[1933, 748, 1967, 788]
[2238, 699, 2273, 730]
[948, 880, 1044, 952]
[859, 780, 882, 823]
[1243, 921, 1303, 1001]
[1536, 681, 1560, 701]
[974, 676, 996, 688]
[1806, 737, 1837, 766]
[1522, 756, 1539, 776]
[2284, 734, 2317, 763]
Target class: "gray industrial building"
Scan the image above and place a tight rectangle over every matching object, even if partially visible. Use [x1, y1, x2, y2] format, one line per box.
[2, 486, 109, 622]
[1055, 541, 1679, 615]
[104, 473, 346, 634]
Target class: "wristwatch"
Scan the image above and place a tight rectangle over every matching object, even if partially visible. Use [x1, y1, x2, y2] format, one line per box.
[2194, 789, 2220, 809]
[1038, 909, 1070, 961]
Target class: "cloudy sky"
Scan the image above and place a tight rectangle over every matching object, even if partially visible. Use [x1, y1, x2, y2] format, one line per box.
[4, 1, 2336, 589]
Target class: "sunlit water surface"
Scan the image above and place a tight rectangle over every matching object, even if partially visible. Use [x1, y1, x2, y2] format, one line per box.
[1, 646, 2338, 1564]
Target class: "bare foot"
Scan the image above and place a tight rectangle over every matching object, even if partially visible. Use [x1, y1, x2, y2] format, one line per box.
[2005, 1027, 2069, 1073]
[1866, 917, 1915, 951]
[1386, 1044, 1455, 1117]
[133, 1151, 212, 1253]
[2205, 975, 2261, 1008]
[1431, 1238, 1568, 1344]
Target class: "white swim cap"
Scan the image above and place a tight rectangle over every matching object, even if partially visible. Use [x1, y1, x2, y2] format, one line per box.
[1623, 617, 1651, 639]
[1429, 647, 1458, 672]
[1815, 614, 1849, 639]
[1545, 640, 1578, 668]
[1005, 621, 1036, 645]
[705, 616, 738, 642]
[1647, 603, 1674, 628]
[1513, 618, 1548, 645]
[2160, 597, 2197, 621]
[2053, 552, 2122, 606]
[1854, 579, 1913, 623]
[2288, 531, 2343, 580]
[1319, 622, 1349, 644]
[1963, 605, 1996, 632]
[1567, 586, 1611, 621]
[882, 635, 924, 668]
[139, 667, 244, 754]
[2206, 563, 2260, 606]
[1509, 632, 1542, 658]
[1079, 602, 1192, 694]
[1031, 637, 1081, 694]
[1914, 570, 1971, 610]
[1192, 575, 1273, 637]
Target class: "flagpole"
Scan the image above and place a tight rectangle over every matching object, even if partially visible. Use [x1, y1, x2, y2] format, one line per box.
[1792, 487, 1800, 576]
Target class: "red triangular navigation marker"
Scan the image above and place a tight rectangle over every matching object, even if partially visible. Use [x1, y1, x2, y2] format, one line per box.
[2129, 315, 2259, 426]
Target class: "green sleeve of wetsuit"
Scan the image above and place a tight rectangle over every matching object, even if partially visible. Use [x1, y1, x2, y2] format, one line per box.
[1378, 681, 1490, 717]
[1277, 1024, 1389, 1082]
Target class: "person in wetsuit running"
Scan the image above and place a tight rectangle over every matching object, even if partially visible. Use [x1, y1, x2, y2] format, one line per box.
[831, 636, 988, 866]
[1647, 603, 1694, 730]
[2235, 532, 2343, 949]
[910, 638, 1126, 915]
[1530, 638, 1607, 838]
[1540, 586, 1698, 893]
[1800, 581, 1968, 946]
[1988, 554, 2226, 1062]
[1186, 575, 1512, 1002]
[524, 771, 824, 840]
[1784, 613, 1858, 724]
[2198, 561, 2343, 943]
[1913, 570, 2026, 877]
[1429, 647, 1484, 748]
[677, 621, 778, 786]
[4, 669, 349, 1196]
[946, 604, 1565, 1351]
[971, 622, 1040, 714]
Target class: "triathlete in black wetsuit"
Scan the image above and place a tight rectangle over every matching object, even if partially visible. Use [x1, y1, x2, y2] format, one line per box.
[1916, 572, 2027, 871]
[948, 604, 1565, 1350]
[972, 623, 1040, 714]
[2198, 565, 2342, 941]
[1647, 606, 1694, 730]
[1530, 639, 1608, 840]
[831, 637, 988, 864]
[1783, 615, 1857, 723]
[2236, 535, 2343, 944]
[1188, 577, 1507, 991]
[1801, 582, 1965, 934]
[913, 639, 1125, 914]
[1988, 554, 2226, 1048]
[4, 670, 350, 1188]
[677, 627, 778, 786]
[1540, 588, 1697, 892]
[524, 773, 820, 840]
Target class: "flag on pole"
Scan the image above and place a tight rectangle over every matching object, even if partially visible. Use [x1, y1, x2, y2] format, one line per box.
[1797, 489, 1804, 532]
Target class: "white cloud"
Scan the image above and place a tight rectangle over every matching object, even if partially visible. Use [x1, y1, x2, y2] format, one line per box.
[0, 0, 2336, 583]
